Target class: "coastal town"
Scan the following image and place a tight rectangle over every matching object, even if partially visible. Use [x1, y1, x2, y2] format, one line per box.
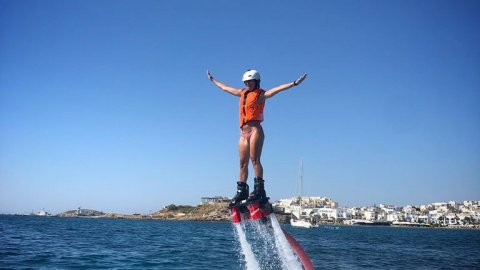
[26, 197, 480, 229]
[272, 197, 480, 228]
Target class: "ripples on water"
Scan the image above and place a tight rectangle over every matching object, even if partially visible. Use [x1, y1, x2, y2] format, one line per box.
[1, 216, 479, 269]
[295, 225, 480, 270]
[1, 216, 236, 269]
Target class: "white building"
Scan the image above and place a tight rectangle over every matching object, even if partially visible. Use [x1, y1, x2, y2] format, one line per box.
[445, 213, 459, 225]
[290, 204, 315, 219]
[312, 207, 338, 220]
[363, 207, 379, 221]
[383, 208, 400, 222]
[428, 210, 440, 224]
[337, 207, 352, 220]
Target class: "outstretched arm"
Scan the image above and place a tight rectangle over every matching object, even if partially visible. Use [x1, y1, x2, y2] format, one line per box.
[264, 73, 307, 99]
[207, 70, 242, 97]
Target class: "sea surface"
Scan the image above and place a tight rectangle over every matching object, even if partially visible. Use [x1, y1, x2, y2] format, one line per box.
[1, 215, 479, 269]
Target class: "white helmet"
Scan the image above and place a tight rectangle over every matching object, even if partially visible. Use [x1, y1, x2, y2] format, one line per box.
[242, 69, 261, 82]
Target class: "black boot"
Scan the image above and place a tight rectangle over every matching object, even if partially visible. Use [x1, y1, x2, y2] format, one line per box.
[230, 181, 249, 207]
[248, 177, 267, 201]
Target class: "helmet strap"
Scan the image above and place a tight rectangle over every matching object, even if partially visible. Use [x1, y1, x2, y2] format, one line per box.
[255, 80, 260, 89]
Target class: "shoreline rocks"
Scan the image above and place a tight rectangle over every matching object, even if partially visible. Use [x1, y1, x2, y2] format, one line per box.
[53, 203, 290, 223]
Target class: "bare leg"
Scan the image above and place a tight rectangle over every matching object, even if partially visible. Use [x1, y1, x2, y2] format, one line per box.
[238, 136, 250, 182]
[250, 126, 264, 178]
[231, 137, 250, 206]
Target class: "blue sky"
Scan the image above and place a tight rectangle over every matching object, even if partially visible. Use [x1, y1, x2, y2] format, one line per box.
[1, 0, 479, 214]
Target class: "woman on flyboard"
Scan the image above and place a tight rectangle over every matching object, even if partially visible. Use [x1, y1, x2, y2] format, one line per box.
[208, 69, 307, 207]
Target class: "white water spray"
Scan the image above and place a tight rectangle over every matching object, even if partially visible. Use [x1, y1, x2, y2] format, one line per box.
[234, 223, 260, 270]
[269, 214, 304, 270]
[233, 216, 304, 270]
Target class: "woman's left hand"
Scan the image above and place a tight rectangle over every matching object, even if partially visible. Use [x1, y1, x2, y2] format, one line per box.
[207, 70, 214, 81]
[293, 73, 307, 86]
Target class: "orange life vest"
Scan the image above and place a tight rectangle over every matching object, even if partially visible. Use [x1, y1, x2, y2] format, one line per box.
[239, 88, 265, 128]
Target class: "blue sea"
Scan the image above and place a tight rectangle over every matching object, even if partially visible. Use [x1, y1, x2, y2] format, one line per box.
[1, 215, 479, 269]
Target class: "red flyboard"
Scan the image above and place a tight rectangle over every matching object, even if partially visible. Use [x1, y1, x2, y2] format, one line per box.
[230, 207, 242, 223]
[246, 201, 271, 220]
[229, 198, 270, 223]
[282, 228, 315, 270]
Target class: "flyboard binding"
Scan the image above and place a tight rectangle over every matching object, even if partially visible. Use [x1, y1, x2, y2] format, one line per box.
[228, 197, 272, 223]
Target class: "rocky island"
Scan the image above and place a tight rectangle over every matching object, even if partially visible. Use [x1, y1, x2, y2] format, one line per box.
[53, 203, 290, 223]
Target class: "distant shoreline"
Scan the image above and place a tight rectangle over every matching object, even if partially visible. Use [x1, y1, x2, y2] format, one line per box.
[2, 213, 479, 230]
[5, 199, 480, 230]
